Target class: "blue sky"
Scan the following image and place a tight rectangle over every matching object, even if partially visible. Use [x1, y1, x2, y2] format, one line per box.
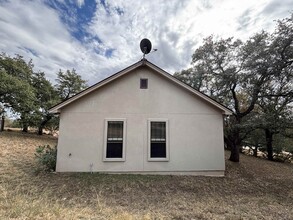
[0, 0, 292, 85]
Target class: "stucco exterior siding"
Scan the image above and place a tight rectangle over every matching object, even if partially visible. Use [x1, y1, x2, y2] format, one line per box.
[56, 66, 226, 175]
[60, 67, 220, 115]
[57, 113, 224, 172]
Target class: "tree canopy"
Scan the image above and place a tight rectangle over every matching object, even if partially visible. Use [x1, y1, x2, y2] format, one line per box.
[0, 53, 87, 134]
[175, 14, 293, 162]
[55, 69, 87, 101]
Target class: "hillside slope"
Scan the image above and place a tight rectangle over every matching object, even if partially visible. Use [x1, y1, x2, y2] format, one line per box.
[0, 131, 292, 219]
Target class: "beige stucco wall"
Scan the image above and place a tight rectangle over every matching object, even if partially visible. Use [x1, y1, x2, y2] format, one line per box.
[56, 66, 225, 175]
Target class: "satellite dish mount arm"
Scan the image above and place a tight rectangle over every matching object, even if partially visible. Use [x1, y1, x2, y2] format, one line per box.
[143, 47, 147, 58]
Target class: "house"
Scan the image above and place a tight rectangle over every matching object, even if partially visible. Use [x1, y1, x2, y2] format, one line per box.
[49, 59, 233, 176]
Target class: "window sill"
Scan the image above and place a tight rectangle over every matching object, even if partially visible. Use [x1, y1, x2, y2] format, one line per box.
[103, 158, 125, 162]
[148, 158, 169, 162]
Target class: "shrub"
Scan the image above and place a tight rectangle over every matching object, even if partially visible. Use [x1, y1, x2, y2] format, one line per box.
[35, 145, 57, 172]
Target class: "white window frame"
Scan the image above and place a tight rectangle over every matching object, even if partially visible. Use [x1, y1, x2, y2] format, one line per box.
[148, 118, 169, 162]
[103, 118, 126, 162]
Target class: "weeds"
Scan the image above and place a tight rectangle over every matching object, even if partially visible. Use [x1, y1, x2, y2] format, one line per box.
[35, 145, 57, 172]
[0, 131, 293, 219]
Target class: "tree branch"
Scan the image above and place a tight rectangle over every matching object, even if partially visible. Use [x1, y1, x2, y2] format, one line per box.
[230, 83, 240, 117]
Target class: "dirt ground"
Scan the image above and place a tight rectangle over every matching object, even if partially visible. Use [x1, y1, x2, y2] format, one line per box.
[0, 131, 292, 219]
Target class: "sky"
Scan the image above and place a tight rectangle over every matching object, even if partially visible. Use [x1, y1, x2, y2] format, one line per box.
[0, 0, 292, 85]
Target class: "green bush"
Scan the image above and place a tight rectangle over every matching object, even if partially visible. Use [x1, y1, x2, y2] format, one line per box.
[35, 145, 57, 172]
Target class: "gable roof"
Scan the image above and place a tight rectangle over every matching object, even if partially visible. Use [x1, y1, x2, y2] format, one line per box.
[49, 59, 233, 115]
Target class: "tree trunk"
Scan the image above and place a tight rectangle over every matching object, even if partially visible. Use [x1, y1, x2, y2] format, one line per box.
[253, 145, 258, 157]
[239, 146, 243, 153]
[265, 129, 274, 161]
[22, 125, 28, 132]
[224, 136, 231, 150]
[38, 115, 52, 135]
[38, 126, 43, 135]
[228, 124, 241, 162]
[229, 142, 240, 162]
[0, 116, 4, 132]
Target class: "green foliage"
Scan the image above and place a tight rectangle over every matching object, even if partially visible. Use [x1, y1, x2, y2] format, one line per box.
[35, 145, 57, 172]
[245, 15, 293, 161]
[0, 53, 87, 134]
[10, 119, 21, 128]
[31, 71, 60, 134]
[0, 67, 36, 112]
[55, 69, 87, 100]
[175, 13, 293, 162]
[0, 54, 37, 131]
[42, 115, 59, 135]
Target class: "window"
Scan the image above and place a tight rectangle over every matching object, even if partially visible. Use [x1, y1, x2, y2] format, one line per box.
[148, 119, 169, 161]
[104, 119, 126, 161]
[140, 78, 148, 89]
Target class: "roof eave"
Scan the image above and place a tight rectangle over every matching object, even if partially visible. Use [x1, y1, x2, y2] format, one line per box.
[48, 60, 144, 113]
[143, 62, 234, 115]
[48, 59, 233, 115]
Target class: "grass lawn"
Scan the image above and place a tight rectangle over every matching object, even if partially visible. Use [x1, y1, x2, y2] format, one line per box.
[0, 131, 292, 219]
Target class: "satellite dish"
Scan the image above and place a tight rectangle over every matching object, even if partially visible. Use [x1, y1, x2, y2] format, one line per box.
[140, 38, 152, 58]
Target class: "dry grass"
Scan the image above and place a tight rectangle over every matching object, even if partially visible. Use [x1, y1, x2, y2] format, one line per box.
[0, 131, 292, 219]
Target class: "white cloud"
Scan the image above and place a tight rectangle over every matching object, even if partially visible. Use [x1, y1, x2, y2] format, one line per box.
[0, 0, 85, 80]
[85, 0, 293, 80]
[76, 0, 85, 8]
[0, 0, 292, 86]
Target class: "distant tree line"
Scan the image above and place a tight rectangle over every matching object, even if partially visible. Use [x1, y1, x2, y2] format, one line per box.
[175, 14, 293, 162]
[0, 53, 87, 135]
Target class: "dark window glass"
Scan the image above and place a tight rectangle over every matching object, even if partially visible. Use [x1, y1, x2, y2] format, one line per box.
[106, 121, 123, 158]
[140, 78, 148, 89]
[150, 122, 166, 158]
